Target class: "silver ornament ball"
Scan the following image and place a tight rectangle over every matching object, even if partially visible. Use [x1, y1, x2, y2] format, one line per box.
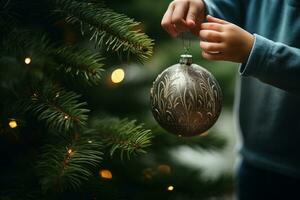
[150, 54, 222, 137]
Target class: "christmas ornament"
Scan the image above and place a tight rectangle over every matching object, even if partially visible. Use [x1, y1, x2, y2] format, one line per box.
[150, 54, 222, 137]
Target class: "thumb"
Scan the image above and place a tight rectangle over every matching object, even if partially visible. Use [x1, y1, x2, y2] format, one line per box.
[207, 15, 228, 24]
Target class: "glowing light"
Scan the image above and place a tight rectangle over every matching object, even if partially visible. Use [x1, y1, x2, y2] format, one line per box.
[111, 68, 125, 84]
[67, 148, 75, 157]
[8, 120, 18, 129]
[167, 185, 174, 191]
[99, 169, 113, 179]
[24, 57, 31, 64]
[158, 164, 171, 174]
[64, 115, 69, 120]
[88, 140, 93, 144]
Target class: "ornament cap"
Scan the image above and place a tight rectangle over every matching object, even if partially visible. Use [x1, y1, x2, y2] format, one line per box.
[179, 54, 193, 65]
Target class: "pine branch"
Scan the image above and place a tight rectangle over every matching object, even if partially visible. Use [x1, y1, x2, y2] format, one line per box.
[92, 118, 153, 160]
[55, 0, 154, 62]
[1, 29, 105, 86]
[55, 47, 105, 86]
[25, 83, 89, 132]
[37, 131, 103, 192]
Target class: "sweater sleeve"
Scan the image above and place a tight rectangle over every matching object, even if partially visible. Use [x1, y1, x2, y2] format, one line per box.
[240, 34, 300, 93]
[203, 0, 244, 26]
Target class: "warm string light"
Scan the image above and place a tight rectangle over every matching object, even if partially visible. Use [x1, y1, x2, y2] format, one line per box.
[24, 57, 31, 65]
[99, 169, 113, 179]
[8, 119, 18, 129]
[67, 148, 75, 157]
[64, 115, 69, 120]
[63, 147, 75, 166]
[111, 68, 125, 84]
[167, 185, 174, 191]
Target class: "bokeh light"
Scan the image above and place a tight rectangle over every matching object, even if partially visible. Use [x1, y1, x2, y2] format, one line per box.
[24, 57, 31, 64]
[167, 185, 174, 191]
[99, 169, 113, 179]
[111, 68, 125, 84]
[8, 120, 18, 129]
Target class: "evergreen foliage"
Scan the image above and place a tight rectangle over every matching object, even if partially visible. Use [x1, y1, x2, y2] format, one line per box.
[92, 118, 153, 159]
[37, 131, 104, 193]
[56, 0, 153, 62]
[0, 0, 153, 198]
[25, 84, 89, 132]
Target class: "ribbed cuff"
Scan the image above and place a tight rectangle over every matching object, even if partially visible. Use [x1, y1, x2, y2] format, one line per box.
[239, 34, 273, 77]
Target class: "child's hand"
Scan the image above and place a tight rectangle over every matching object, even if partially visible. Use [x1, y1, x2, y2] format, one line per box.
[199, 15, 254, 63]
[161, 0, 206, 37]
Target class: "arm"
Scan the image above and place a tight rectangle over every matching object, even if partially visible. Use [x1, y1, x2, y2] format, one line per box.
[240, 34, 300, 93]
[204, 0, 244, 26]
[200, 15, 300, 94]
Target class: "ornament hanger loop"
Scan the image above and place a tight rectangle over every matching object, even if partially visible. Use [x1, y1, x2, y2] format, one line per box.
[181, 32, 191, 54]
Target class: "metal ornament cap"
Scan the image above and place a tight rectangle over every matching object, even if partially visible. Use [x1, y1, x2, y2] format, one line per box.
[179, 54, 193, 65]
[150, 54, 222, 137]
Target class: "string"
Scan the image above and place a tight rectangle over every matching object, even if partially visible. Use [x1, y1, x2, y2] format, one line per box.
[181, 32, 191, 55]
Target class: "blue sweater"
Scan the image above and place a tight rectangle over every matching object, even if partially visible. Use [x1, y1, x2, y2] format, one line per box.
[204, 0, 300, 176]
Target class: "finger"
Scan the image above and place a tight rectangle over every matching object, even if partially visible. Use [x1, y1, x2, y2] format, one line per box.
[200, 41, 224, 52]
[186, 2, 199, 28]
[173, 24, 189, 33]
[171, 1, 189, 32]
[207, 15, 228, 24]
[168, 25, 179, 37]
[199, 30, 223, 42]
[201, 22, 223, 32]
[191, 26, 201, 36]
[161, 3, 178, 37]
[202, 51, 225, 61]
[190, 2, 205, 35]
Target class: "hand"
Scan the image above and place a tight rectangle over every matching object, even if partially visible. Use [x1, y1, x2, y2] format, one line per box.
[199, 15, 255, 63]
[161, 0, 206, 37]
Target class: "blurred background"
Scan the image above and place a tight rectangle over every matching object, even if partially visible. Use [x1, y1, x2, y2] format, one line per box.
[85, 0, 239, 199]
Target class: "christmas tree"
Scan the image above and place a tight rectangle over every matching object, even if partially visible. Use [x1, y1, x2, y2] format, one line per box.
[0, 0, 154, 199]
[1, 0, 237, 199]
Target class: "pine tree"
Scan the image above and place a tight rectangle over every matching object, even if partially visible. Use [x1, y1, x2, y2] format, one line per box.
[0, 0, 154, 199]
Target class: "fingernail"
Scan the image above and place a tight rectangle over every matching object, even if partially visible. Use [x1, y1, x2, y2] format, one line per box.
[187, 20, 195, 27]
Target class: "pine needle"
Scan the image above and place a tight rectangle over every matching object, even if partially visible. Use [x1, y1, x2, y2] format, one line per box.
[91, 118, 153, 160]
[55, 0, 154, 62]
[37, 131, 104, 192]
[25, 83, 89, 132]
